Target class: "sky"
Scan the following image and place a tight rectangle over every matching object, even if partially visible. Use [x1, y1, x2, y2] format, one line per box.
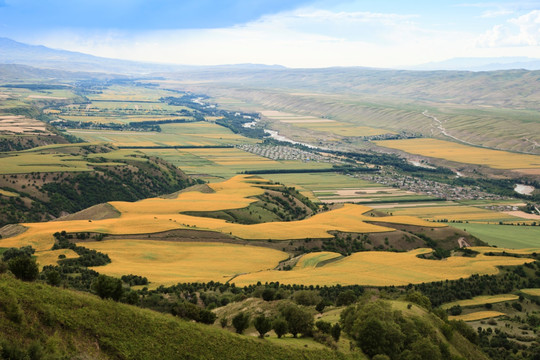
[1, 0, 540, 68]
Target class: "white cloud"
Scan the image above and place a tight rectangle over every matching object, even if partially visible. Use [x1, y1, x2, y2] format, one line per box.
[27, 6, 534, 68]
[477, 9, 540, 47]
[480, 9, 513, 18]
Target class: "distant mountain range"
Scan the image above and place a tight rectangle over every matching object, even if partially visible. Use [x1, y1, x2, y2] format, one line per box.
[0, 37, 285, 75]
[411, 57, 540, 71]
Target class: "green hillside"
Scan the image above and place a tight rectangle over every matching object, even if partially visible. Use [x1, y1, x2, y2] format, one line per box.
[0, 273, 352, 360]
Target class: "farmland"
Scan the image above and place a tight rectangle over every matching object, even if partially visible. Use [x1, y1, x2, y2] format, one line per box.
[232, 248, 535, 286]
[449, 311, 506, 322]
[375, 138, 540, 171]
[68, 122, 253, 147]
[83, 240, 288, 285]
[457, 223, 540, 249]
[441, 294, 519, 310]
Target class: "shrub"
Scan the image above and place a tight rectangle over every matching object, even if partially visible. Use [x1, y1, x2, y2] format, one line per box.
[8, 256, 39, 281]
[272, 318, 288, 338]
[232, 313, 250, 334]
[253, 314, 272, 338]
[91, 274, 123, 301]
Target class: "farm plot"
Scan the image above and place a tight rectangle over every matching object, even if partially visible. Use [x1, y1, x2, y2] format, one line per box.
[82, 240, 288, 285]
[448, 311, 506, 322]
[0, 115, 50, 135]
[232, 248, 535, 286]
[0, 152, 111, 174]
[139, 148, 330, 181]
[521, 289, 540, 297]
[1, 175, 445, 254]
[261, 110, 392, 137]
[383, 205, 522, 223]
[456, 223, 540, 248]
[441, 294, 519, 310]
[68, 122, 255, 147]
[375, 138, 540, 171]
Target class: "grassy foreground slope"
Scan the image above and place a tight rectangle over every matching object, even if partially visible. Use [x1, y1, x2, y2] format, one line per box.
[0, 274, 351, 360]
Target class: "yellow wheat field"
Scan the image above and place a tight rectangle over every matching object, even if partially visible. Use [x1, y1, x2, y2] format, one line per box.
[385, 205, 520, 222]
[34, 249, 79, 268]
[0, 175, 449, 254]
[232, 248, 535, 286]
[449, 311, 506, 322]
[82, 240, 288, 285]
[520, 288, 540, 297]
[441, 294, 519, 310]
[375, 138, 540, 170]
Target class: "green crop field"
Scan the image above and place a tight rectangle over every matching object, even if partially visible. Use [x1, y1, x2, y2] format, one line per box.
[454, 223, 540, 249]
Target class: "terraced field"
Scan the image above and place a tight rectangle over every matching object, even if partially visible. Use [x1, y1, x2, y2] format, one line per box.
[375, 138, 540, 171]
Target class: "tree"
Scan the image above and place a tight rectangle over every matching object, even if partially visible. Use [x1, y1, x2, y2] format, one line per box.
[92, 274, 123, 301]
[294, 290, 321, 306]
[315, 301, 326, 314]
[331, 323, 341, 342]
[44, 269, 61, 286]
[261, 288, 275, 301]
[316, 320, 332, 334]
[253, 314, 272, 338]
[199, 309, 217, 325]
[405, 291, 431, 310]
[8, 256, 39, 281]
[232, 312, 250, 334]
[336, 290, 357, 306]
[2, 246, 35, 262]
[272, 318, 288, 338]
[280, 303, 313, 338]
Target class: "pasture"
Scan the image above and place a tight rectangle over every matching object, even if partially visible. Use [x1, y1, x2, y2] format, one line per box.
[375, 138, 540, 171]
[82, 240, 288, 285]
[441, 294, 519, 310]
[232, 248, 535, 286]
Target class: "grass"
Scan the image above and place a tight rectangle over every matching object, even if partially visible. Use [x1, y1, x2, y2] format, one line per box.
[441, 294, 519, 310]
[82, 240, 288, 285]
[454, 223, 540, 249]
[0, 274, 349, 360]
[232, 248, 535, 287]
[291, 121, 392, 137]
[449, 311, 506, 322]
[375, 138, 540, 170]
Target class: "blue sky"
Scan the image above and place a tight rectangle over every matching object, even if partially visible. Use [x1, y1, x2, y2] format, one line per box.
[1, 0, 539, 67]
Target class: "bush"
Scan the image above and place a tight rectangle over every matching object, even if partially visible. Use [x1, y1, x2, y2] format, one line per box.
[272, 318, 288, 338]
[253, 314, 272, 338]
[293, 290, 321, 306]
[8, 256, 39, 281]
[336, 290, 357, 306]
[316, 320, 332, 334]
[331, 323, 341, 342]
[2, 246, 35, 262]
[232, 313, 250, 334]
[261, 288, 276, 301]
[220, 317, 228, 328]
[91, 274, 123, 301]
[280, 303, 313, 338]
[449, 305, 462, 316]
